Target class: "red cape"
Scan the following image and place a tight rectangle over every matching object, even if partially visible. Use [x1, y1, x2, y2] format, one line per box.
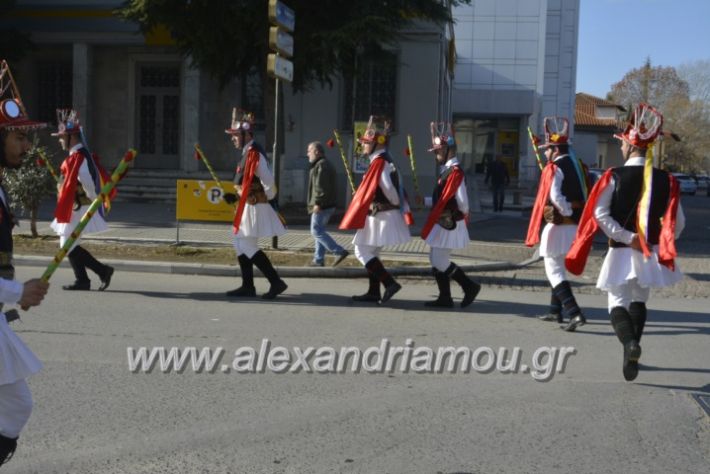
[565, 170, 680, 275]
[421, 167, 464, 239]
[232, 146, 260, 234]
[525, 162, 556, 247]
[339, 157, 386, 230]
[55, 150, 113, 224]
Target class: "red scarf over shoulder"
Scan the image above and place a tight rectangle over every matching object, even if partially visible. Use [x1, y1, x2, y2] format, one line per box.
[421, 167, 464, 239]
[55, 149, 113, 223]
[525, 162, 556, 247]
[339, 156, 386, 230]
[232, 146, 260, 234]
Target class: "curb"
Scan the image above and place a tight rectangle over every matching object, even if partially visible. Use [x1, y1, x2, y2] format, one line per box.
[14, 254, 542, 279]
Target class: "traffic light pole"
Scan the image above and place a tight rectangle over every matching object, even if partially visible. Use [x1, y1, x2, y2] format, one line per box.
[272, 74, 280, 249]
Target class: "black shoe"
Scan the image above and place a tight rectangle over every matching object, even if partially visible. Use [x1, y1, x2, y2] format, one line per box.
[332, 250, 349, 267]
[623, 341, 642, 381]
[425, 296, 454, 308]
[538, 313, 562, 322]
[380, 282, 402, 304]
[262, 279, 288, 300]
[307, 261, 324, 267]
[226, 286, 256, 297]
[99, 266, 114, 291]
[63, 280, 91, 291]
[561, 314, 586, 332]
[461, 281, 481, 308]
[352, 293, 380, 302]
[0, 434, 18, 467]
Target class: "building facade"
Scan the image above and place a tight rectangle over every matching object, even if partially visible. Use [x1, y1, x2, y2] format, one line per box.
[5, 0, 580, 205]
[452, 0, 580, 185]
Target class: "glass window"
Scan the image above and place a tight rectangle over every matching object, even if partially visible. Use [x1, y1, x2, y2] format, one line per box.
[342, 52, 397, 129]
[36, 61, 73, 124]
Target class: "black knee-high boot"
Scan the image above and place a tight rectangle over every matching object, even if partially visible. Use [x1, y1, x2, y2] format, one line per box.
[610, 306, 641, 381]
[64, 248, 91, 290]
[447, 263, 480, 308]
[425, 268, 453, 307]
[227, 254, 256, 297]
[554, 281, 586, 331]
[539, 288, 563, 322]
[251, 250, 287, 300]
[365, 257, 401, 303]
[73, 246, 114, 291]
[628, 302, 647, 342]
[0, 434, 18, 467]
[352, 270, 381, 302]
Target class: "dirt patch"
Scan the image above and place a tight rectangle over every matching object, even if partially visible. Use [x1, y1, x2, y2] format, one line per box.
[12, 235, 421, 267]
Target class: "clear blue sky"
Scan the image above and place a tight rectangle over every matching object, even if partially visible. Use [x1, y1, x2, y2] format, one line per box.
[576, 0, 710, 98]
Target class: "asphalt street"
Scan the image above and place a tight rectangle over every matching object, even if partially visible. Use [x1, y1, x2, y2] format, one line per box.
[4, 267, 709, 474]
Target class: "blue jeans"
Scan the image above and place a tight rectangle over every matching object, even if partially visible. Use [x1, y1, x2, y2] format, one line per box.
[310, 207, 345, 264]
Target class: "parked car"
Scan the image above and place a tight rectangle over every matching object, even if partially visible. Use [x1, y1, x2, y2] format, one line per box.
[693, 175, 709, 191]
[672, 173, 698, 195]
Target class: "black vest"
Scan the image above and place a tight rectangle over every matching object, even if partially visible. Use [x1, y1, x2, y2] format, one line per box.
[433, 165, 463, 214]
[548, 155, 586, 222]
[372, 152, 400, 207]
[610, 166, 671, 246]
[0, 188, 14, 254]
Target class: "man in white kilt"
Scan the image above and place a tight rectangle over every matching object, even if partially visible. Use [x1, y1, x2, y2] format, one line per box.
[420, 122, 480, 308]
[223, 108, 287, 300]
[0, 60, 50, 466]
[50, 109, 115, 291]
[566, 103, 685, 381]
[525, 117, 590, 331]
[339, 116, 412, 304]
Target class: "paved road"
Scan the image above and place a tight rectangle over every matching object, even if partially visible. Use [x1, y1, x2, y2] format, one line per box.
[5, 267, 709, 474]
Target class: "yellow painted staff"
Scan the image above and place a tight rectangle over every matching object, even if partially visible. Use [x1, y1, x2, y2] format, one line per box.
[194, 143, 225, 190]
[527, 126, 544, 171]
[36, 149, 59, 182]
[22, 149, 137, 308]
[332, 129, 357, 193]
[406, 134, 422, 208]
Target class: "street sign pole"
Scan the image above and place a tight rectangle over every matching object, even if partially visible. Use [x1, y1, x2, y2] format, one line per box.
[267, 0, 295, 249]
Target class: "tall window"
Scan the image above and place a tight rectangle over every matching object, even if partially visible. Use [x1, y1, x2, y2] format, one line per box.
[36, 62, 72, 123]
[342, 52, 398, 129]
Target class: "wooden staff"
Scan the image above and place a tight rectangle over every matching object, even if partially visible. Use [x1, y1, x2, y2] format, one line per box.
[36, 149, 59, 182]
[333, 129, 356, 193]
[406, 134, 422, 207]
[527, 126, 544, 171]
[194, 143, 225, 190]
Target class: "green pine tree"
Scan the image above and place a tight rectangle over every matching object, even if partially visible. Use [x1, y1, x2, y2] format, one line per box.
[3, 143, 56, 237]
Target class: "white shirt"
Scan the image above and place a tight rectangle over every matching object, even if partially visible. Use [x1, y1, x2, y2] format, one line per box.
[370, 149, 399, 205]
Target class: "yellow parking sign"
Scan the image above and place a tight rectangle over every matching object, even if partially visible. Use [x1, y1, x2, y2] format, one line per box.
[176, 179, 234, 222]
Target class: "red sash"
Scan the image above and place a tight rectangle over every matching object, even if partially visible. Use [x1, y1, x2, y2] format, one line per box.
[421, 167, 464, 239]
[232, 147, 260, 234]
[339, 157, 386, 230]
[525, 162, 556, 247]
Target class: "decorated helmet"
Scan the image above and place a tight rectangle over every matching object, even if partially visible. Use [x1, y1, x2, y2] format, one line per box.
[614, 103, 663, 148]
[51, 109, 82, 136]
[0, 60, 46, 131]
[225, 107, 255, 135]
[538, 116, 571, 149]
[428, 121, 456, 152]
[358, 115, 391, 146]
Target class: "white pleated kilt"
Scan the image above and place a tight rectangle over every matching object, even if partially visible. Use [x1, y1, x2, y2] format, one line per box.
[425, 221, 470, 249]
[50, 205, 108, 238]
[353, 210, 411, 247]
[596, 246, 683, 291]
[539, 223, 577, 257]
[234, 203, 286, 238]
[0, 317, 42, 385]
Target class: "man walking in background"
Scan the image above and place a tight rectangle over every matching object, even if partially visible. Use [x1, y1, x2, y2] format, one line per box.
[306, 141, 348, 267]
